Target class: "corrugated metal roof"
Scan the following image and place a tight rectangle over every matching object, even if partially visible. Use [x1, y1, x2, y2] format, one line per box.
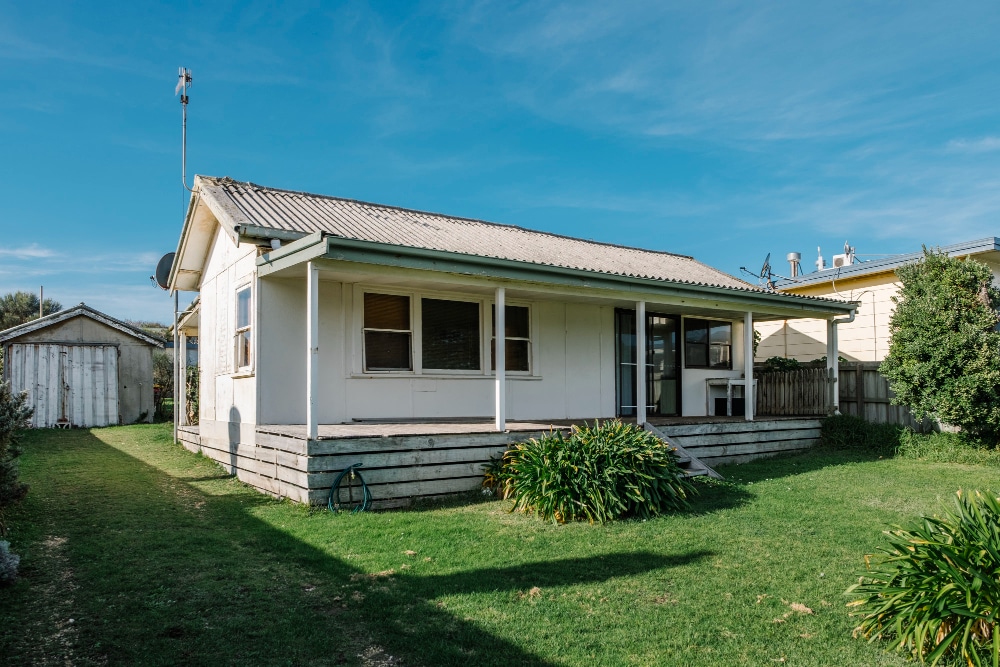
[777, 238, 1000, 290]
[198, 176, 759, 292]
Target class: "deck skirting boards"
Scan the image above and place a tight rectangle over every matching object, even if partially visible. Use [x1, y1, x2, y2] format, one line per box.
[184, 418, 823, 507]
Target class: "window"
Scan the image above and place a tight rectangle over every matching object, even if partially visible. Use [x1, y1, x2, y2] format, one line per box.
[491, 304, 530, 372]
[422, 298, 480, 370]
[363, 293, 412, 371]
[684, 319, 732, 369]
[234, 285, 252, 370]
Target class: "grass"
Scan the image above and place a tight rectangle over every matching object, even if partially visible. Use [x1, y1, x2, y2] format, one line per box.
[1, 425, 997, 666]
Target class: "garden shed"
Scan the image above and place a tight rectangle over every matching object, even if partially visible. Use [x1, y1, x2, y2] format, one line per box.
[0, 303, 164, 427]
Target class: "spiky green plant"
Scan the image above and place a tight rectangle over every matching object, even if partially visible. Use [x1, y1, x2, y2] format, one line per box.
[847, 490, 1000, 666]
[483, 420, 696, 524]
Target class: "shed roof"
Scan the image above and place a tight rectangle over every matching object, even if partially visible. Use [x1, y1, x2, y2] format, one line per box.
[194, 176, 756, 292]
[0, 304, 166, 347]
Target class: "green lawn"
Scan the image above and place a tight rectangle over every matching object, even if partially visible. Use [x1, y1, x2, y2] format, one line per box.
[0, 425, 993, 666]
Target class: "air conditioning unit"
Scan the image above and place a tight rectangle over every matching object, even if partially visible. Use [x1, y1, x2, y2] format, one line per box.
[832, 253, 853, 268]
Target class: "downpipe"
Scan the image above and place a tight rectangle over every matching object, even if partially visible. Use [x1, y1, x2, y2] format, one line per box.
[828, 307, 858, 416]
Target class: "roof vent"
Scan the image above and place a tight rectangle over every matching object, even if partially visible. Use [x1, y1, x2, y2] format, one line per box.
[787, 252, 801, 277]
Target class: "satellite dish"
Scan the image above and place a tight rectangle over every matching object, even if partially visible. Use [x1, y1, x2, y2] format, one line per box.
[758, 253, 771, 281]
[154, 252, 175, 290]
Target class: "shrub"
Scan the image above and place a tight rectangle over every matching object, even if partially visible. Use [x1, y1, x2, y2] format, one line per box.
[0, 539, 19, 585]
[0, 381, 33, 535]
[821, 414, 904, 457]
[881, 248, 1000, 442]
[483, 420, 696, 524]
[847, 490, 1000, 666]
[761, 356, 803, 372]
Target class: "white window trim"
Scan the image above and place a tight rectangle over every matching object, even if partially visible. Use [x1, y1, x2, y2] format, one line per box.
[233, 281, 254, 376]
[350, 284, 538, 378]
[488, 300, 534, 376]
[359, 289, 415, 373]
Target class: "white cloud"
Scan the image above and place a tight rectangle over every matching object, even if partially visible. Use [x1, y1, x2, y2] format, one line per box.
[0, 244, 58, 259]
[946, 137, 1000, 153]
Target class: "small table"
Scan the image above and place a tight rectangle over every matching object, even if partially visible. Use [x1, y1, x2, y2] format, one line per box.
[705, 378, 757, 417]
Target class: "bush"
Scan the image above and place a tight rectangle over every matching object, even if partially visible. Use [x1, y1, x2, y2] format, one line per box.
[0, 381, 33, 535]
[0, 539, 19, 585]
[483, 420, 696, 524]
[847, 490, 1000, 666]
[881, 248, 1000, 441]
[761, 356, 803, 372]
[821, 414, 905, 457]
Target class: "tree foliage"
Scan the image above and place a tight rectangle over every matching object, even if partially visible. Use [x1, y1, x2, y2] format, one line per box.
[0, 291, 62, 331]
[880, 248, 1000, 441]
[0, 382, 33, 535]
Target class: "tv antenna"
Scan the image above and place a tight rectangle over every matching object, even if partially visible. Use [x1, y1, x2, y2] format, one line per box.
[740, 252, 778, 291]
[176, 67, 193, 193]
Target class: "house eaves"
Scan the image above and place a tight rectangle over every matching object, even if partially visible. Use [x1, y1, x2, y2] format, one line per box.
[258, 232, 858, 320]
[0, 304, 166, 347]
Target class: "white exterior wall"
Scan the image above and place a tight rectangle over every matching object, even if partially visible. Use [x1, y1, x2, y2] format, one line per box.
[196, 228, 258, 427]
[680, 318, 747, 416]
[257, 276, 620, 424]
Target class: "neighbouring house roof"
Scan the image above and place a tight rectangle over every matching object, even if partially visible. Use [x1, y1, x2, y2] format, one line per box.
[777, 238, 1000, 290]
[0, 303, 166, 347]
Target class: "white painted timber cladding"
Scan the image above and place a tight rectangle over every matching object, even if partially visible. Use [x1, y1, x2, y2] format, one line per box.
[7, 344, 119, 428]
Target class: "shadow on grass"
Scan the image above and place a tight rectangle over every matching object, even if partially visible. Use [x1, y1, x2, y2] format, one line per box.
[716, 446, 892, 484]
[1, 429, 707, 667]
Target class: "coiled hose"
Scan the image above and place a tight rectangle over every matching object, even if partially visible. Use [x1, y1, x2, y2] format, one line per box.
[327, 463, 372, 513]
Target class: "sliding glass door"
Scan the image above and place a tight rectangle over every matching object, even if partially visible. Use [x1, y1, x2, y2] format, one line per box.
[615, 309, 681, 418]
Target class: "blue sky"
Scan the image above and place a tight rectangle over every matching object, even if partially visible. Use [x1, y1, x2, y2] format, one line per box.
[2, 1, 1000, 323]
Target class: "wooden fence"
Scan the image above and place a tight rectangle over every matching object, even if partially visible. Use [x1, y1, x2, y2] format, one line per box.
[755, 362, 921, 427]
[754, 367, 830, 417]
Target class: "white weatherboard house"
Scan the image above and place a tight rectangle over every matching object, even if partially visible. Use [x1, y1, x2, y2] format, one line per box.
[170, 176, 855, 505]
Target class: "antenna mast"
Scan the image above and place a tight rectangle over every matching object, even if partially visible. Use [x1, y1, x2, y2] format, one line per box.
[176, 67, 193, 193]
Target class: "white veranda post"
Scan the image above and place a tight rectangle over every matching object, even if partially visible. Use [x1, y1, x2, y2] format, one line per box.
[178, 331, 187, 426]
[744, 312, 754, 421]
[495, 286, 506, 431]
[826, 318, 840, 414]
[635, 301, 646, 426]
[307, 262, 319, 440]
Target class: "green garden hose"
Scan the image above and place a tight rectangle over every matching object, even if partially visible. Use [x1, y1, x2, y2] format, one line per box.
[327, 463, 372, 513]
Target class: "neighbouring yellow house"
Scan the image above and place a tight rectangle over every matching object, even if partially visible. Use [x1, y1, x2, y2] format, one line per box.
[756, 238, 1000, 363]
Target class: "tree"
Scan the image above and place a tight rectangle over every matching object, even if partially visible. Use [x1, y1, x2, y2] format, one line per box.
[0, 381, 32, 535]
[0, 291, 62, 332]
[880, 248, 1000, 441]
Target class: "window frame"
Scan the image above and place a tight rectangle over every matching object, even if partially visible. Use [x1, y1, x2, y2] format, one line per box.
[490, 302, 533, 375]
[233, 282, 254, 374]
[419, 296, 485, 374]
[683, 318, 733, 370]
[350, 285, 537, 378]
[361, 291, 414, 373]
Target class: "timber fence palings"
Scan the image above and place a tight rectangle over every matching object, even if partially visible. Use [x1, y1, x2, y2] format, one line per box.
[754, 362, 922, 427]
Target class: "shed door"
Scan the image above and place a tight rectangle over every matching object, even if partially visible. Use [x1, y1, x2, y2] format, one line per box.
[7, 344, 119, 428]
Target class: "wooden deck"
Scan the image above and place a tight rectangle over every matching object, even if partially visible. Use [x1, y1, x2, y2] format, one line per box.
[179, 416, 823, 509]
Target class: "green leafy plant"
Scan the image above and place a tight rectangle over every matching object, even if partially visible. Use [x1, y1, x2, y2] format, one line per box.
[0, 540, 19, 585]
[821, 414, 905, 457]
[0, 381, 33, 535]
[483, 420, 696, 524]
[761, 356, 803, 372]
[847, 490, 1000, 666]
[881, 248, 1000, 442]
